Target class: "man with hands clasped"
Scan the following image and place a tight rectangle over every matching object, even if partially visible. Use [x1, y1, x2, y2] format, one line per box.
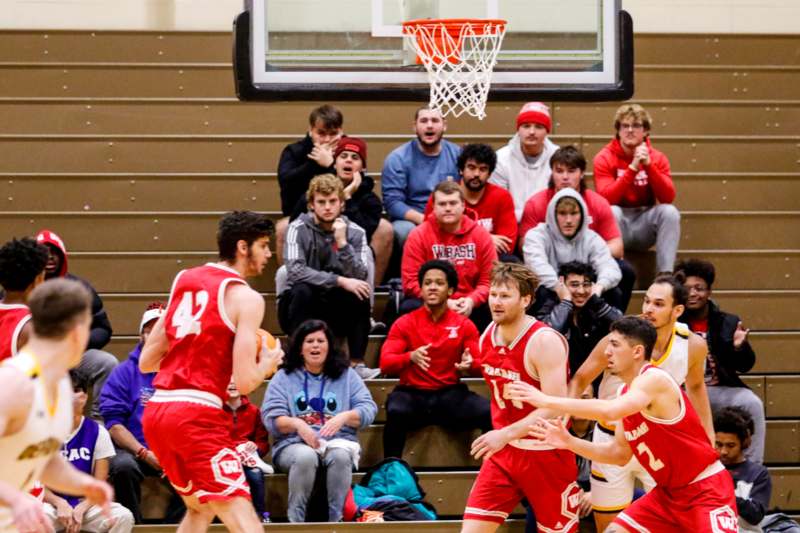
[380, 260, 491, 459]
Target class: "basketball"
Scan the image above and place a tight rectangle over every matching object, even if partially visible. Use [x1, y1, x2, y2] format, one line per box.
[256, 328, 278, 352]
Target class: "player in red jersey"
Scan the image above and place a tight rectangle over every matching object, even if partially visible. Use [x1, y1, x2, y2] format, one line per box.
[462, 262, 581, 533]
[0, 238, 49, 361]
[140, 211, 285, 533]
[508, 316, 737, 533]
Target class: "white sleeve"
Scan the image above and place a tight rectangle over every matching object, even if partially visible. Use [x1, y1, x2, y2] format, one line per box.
[94, 425, 115, 460]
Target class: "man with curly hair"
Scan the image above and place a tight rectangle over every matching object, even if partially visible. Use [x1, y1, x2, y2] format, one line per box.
[0, 237, 49, 361]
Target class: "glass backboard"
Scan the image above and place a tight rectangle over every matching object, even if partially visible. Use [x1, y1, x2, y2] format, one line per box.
[234, 0, 632, 102]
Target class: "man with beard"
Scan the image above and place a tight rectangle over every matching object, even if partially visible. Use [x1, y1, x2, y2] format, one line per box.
[593, 103, 680, 274]
[490, 102, 559, 223]
[424, 144, 518, 263]
[567, 275, 711, 531]
[382, 107, 461, 248]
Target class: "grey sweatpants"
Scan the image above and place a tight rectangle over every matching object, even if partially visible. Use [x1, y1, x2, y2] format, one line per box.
[612, 204, 681, 273]
[274, 443, 354, 523]
[708, 384, 766, 464]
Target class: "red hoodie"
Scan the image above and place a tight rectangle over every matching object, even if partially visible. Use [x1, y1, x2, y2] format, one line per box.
[401, 211, 497, 306]
[592, 137, 675, 208]
[224, 395, 270, 457]
[380, 306, 481, 389]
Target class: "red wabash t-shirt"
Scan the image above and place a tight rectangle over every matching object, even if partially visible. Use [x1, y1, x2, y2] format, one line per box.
[479, 318, 568, 434]
[620, 364, 719, 488]
[154, 263, 247, 401]
[0, 303, 31, 361]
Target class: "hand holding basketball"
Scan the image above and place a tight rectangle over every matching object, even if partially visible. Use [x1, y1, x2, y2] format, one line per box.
[256, 328, 283, 378]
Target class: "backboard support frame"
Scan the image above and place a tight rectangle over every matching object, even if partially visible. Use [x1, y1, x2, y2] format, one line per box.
[233, 1, 634, 103]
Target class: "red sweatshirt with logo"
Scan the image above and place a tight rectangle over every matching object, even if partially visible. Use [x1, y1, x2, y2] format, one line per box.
[380, 306, 481, 389]
[592, 137, 676, 208]
[401, 211, 498, 306]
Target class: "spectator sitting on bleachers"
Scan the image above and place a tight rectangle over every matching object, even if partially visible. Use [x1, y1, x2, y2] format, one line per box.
[489, 102, 559, 222]
[424, 143, 519, 263]
[522, 188, 621, 309]
[224, 380, 272, 523]
[36, 229, 118, 418]
[592, 103, 680, 274]
[280, 174, 377, 379]
[275, 104, 344, 263]
[535, 261, 623, 380]
[381, 106, 461, 248]
[380, 260, 491, 459]
[519, 145, 636, 311]
[715, 406, 772, 531]
[400, 180, 497, 329]
[43, 368, 133, 533]
[262, 319, 377, 523]
[99, 303, 185, 524]
[676, 258, 765, 464]
[0, 237, 48, 360]
[292, 136, 394, 287]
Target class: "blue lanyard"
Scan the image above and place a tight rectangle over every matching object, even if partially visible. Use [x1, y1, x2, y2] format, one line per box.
[303, 370, 327, 419]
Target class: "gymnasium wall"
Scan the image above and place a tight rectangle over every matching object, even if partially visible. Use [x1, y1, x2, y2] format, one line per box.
[0, 0, 798, 33]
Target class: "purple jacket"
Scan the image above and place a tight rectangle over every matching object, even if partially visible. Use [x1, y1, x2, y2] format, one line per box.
[98, 343, 155, 446]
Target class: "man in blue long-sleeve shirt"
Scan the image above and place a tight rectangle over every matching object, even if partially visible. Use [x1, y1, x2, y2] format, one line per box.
[381, 107, 461, 248]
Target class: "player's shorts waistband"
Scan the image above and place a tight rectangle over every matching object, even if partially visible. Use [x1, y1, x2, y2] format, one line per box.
[508, 438, 554, 451]
[150, 389, 223, 409]
[690, 460, 725, 484]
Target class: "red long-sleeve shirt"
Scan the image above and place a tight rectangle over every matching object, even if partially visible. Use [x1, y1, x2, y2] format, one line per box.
[380, 306, 481, 389]
[401, 211, 498, 306]
[224, 395, 270, 457]
[424, 183, 519, 251]
[593, 138, 675, 208]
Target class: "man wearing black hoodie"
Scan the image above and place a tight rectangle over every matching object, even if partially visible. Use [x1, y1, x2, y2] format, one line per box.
[275, 105, 343, 264]
[36, 229, 118, 417]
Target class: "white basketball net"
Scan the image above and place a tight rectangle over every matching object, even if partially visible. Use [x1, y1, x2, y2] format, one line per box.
[403, 19, 507, 120]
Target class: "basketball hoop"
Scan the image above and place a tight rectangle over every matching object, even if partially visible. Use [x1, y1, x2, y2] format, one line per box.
[402, 18, 507, 120]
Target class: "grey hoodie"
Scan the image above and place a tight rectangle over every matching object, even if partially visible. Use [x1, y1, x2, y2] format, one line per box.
[283, 212, 369, 291]
[523, 188, 621, 290]
[490, 135, 559, 222]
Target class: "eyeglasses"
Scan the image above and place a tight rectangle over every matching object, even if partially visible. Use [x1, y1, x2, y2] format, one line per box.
[619, 122, 645, 131]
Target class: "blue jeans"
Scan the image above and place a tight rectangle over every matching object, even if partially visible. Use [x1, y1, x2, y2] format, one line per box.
[274, 443, 354, 522]
[244, 466, 266, 518]
[392, 220, 417, 249]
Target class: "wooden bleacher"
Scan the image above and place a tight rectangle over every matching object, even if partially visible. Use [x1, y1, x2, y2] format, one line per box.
[0, 29, 798, 529]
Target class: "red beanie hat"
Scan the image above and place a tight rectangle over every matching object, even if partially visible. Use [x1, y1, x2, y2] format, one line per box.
[516, 101, 552, 132]
[334, 136, 367, 167]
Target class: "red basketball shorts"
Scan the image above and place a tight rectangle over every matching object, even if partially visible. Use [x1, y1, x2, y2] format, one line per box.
[464, 444, 581, 532]
[142, 390, 250, 504]
[614, 466, 737, 533]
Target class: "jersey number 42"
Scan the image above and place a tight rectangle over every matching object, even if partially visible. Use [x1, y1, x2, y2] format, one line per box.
[172, 291, 209, 339]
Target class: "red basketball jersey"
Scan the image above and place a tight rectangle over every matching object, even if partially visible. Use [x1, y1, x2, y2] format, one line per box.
[154, 263, 247, 400]
[620, 365, 719, 488]
[479, 318, 568, 435]
[0, 303, 30, 361]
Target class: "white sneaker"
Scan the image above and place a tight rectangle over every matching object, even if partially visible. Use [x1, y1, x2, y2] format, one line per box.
[353, 363, 381, 380]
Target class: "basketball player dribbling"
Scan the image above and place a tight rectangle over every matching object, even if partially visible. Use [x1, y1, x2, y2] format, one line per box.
[0, 279, 113, 533]
[140, 211, 284, 533]
[462, 263, 581, 533]
[508, 316, 737, 533]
